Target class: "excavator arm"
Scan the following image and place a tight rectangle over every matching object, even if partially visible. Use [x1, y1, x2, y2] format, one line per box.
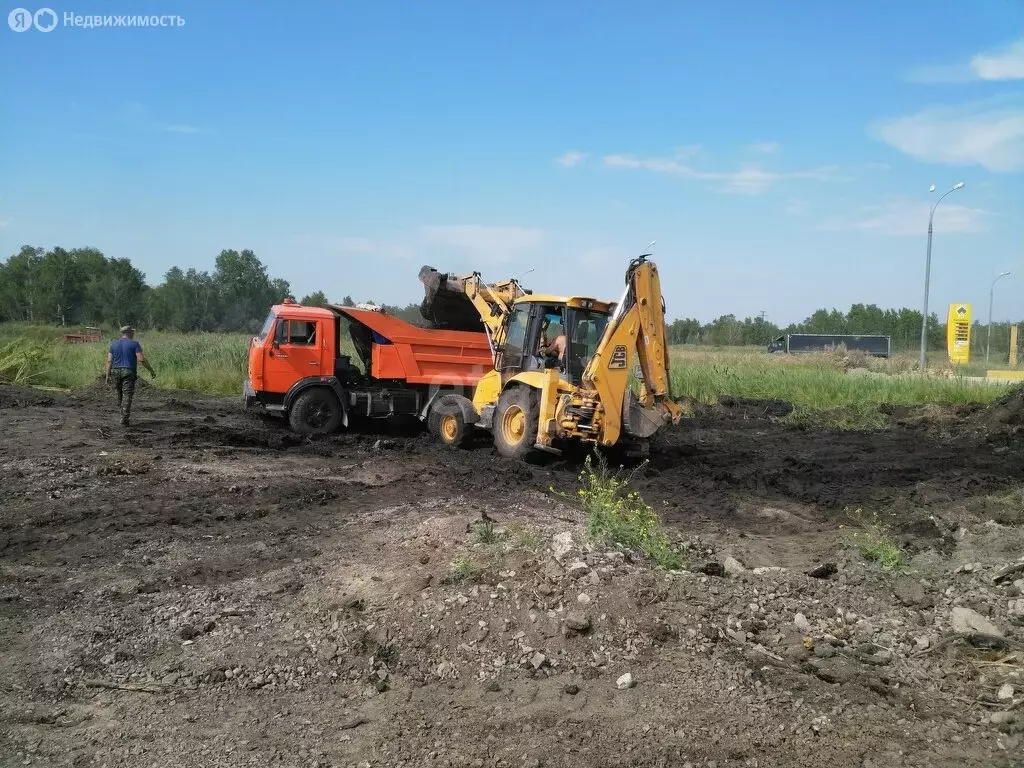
[577, 254, 683, 446]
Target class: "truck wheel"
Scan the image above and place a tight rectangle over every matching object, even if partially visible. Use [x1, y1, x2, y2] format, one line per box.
[288, 388, 342, 434]
[428, 394, 474, 448]
[493, 386, 539, 460]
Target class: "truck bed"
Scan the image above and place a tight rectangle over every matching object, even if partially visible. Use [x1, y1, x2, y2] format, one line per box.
[336, 307, 492, 386]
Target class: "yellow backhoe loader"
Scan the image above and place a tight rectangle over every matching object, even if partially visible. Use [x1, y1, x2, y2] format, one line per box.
[418, 252, 683, 459]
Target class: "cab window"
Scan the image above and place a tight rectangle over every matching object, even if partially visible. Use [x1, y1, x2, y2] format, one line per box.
[257, 312, 276, 342]
[564, 308, 610, 385]
[499, 307, 529, 370]
[276, 319, 318, 346]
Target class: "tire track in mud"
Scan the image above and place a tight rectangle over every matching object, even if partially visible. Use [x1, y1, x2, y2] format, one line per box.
[3, 385, 1023, 565]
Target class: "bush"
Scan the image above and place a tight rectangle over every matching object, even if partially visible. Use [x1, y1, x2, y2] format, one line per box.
[840, 507, 908, 572]
[574, 453, 686, 570]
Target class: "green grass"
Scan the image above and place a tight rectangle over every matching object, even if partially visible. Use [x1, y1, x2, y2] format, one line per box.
[471, 517, 501, 544]
[443, 553, 484, 585]
[840, 507, 909, 572]
[668, 346, 1006, 419]
[0, 323, 251, 395]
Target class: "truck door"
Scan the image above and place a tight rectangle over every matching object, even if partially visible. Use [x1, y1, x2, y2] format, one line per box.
[263, 317, 323, 393]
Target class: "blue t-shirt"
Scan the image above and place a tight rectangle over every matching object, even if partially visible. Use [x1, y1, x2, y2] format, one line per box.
[109, 338, 142, 370]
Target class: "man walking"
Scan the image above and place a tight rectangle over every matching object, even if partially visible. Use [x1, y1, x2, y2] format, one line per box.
[104, 325, 156, 426]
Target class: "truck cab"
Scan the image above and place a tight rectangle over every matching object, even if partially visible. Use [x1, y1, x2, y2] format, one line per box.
[244, 297, 361, 433]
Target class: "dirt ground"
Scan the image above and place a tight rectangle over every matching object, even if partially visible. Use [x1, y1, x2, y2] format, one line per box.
[2, 382, 1023, 768]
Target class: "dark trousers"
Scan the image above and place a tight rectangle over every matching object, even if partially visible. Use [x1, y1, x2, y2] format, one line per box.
[112, 368, 137, 424]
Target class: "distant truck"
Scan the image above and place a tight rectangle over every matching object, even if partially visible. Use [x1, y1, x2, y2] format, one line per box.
[767, 333, 892, 358]
[62, 326, 102, 344]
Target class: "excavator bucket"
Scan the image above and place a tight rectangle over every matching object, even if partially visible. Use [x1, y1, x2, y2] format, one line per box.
[418, 266, 486, 332]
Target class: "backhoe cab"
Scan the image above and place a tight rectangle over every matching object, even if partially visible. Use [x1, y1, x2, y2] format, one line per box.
[418, 253, 684, 459]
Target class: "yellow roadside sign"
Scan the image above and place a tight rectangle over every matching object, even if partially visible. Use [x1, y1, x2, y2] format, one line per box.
[946, 303, 972, 366]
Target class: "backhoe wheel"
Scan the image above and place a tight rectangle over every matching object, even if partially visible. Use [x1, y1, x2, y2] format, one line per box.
[493, 386, 540, 460]
[428, 393, 474, 448]
[289, 388, 343, 435]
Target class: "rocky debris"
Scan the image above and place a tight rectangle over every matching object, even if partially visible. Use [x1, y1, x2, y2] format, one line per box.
[794, 613, 811, 633]
[700, 562, 726, 577]
[950, 606, 1005, 645]
[892, 577, 934, 608]
[564, 611, 592, 633]
[566, 560, 590, 579]
[723, 556, 745, 576]
[616, 672, 634, 690]
[990, 711, 1016, 726]
[1008, 599, 1024, 621]
[551, 531, 575, 563]
[991, 561, 1024, 585]
[807, 562, 838, 579]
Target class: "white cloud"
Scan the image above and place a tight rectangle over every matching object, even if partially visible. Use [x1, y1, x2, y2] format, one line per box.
[906, 37, 1024, 83]
[162, 124, 204, 134]
[555, 150, 587, 168]
[972, 38, 1024, 81]
[295, 225, 545, 267]
[871, 99, 1024, 172]
[669, 144, 703, 159]
[746, 141, 782, 154]
[784, 199, 810, 216]
[602, 152, 840, 195]
[573, 245, 629, 269]
[293, 234, 414, 261]
[819, 197, 994, 237]
[119, 103, 206, 135]
[905, 64, 977, 84]
[421, 225, 544, 263]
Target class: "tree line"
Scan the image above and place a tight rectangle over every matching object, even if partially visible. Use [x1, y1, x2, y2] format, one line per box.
[0, 245, 1019, 353]
[665, 305, 1020, 355]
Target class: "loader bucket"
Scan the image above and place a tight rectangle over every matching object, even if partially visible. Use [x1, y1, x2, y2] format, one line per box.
[418, 265, 485, 332]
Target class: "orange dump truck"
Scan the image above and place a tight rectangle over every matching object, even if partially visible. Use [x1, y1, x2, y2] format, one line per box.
[244, 298, 493, 434]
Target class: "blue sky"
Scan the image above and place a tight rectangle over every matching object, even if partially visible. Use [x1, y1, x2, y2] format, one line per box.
[1, 1, 1022, 325]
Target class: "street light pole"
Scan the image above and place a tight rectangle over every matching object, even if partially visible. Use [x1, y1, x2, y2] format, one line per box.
[919, 182, 965, 370]
[986, 270, 1011, 365]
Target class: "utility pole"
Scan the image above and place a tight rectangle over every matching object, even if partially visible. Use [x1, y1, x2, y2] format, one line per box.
[987, 270, 1011, 365]
[919, 182, 965, 370]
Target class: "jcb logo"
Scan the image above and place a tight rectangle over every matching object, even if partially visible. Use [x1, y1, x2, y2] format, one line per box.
[607, 345, 627, 369]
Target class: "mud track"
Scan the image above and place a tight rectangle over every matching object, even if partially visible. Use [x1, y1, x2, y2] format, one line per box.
[2, 382, 1023, 767]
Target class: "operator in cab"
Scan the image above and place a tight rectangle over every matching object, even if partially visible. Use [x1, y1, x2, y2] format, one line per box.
[539, 316, 566, 367]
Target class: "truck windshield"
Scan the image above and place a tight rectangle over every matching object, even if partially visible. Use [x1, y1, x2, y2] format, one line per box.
[256, 312, 276, 342]
[564, 308, 610, 384]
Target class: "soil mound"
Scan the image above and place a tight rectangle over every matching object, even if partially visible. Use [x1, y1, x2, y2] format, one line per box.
[0, 384, 69, 409]
[979, 384, 1024, 436]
